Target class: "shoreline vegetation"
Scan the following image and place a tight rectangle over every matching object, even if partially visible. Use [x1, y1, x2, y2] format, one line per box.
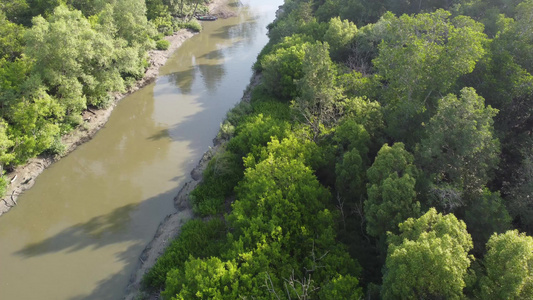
[136, 0, 533, 299]
[0, 0, 234, 216]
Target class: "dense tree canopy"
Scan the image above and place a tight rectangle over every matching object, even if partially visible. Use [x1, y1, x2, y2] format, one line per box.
[17, 0, 520, 298]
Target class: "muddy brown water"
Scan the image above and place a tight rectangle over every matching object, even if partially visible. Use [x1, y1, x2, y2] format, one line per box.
[0, 1, 281, 299]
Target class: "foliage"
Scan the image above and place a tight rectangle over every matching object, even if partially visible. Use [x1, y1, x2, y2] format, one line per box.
[267, 1, 327, 45]
[156, 39, 170, 50]
[249, 86, 292, 121]
[227, 113, 290, 158]
[333, 119, 371, 207]
[292, 41, 343, 139]
[260, 35, 309, 100]
[418, 88, 500, 207]
[189, 150, 242, 216]
[323, 17, 358, 61]
[383, 208, 474, 299]
[372, 10, 487, 143]
[365, 143, 420, 238]
[505, 152, 533, 233]
[143, 218, 227, 289]
[479, 230, 533, 299]
[182, 19, 202, 32]
[0, 12, 25, 60]
[463, 189, 511, 252]
[163, 257, 239, 300]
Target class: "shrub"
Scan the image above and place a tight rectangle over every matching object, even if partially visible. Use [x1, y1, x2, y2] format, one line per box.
[184, 19, 202, 32]
[143, 218, 227, 289]
[190, 150, 243, 216]
[217, 121, 235, 140]
[225, 100, 252, 127]
[227, 113, 291, 158]
[155, 39, 170, 50]
[45, 136, 67, 157]
[0, 175, 8, 198]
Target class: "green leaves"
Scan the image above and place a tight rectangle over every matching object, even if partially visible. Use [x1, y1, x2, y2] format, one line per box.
[383, 208, 474, 300]
[0, 12, 25, 60]
[323, 17, 357, 61]
[419, 87, 500, 201]
[261, 36, 309, 100]
[365, 143, 420, 238]
[371, 10, 487, 142]
[479, 230, 533, 299]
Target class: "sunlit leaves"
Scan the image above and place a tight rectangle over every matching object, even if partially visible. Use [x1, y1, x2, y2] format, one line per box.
[479, 230, 533, 299]
[383, 208, 474, 299]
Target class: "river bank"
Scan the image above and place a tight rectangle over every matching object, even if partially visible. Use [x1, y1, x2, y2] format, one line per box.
[123, 71, 261, 300]
[0, 0, 233, 217]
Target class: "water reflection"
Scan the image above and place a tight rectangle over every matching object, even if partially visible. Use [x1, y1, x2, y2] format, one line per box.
[168, 66, 197, 95]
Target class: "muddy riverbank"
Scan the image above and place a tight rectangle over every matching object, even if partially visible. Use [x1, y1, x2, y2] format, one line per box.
[123, 71, 261, 300]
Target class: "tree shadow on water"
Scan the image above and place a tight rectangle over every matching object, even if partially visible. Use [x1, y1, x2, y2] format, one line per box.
[15, 188, 185, 300]
[15, 204, 139, 257]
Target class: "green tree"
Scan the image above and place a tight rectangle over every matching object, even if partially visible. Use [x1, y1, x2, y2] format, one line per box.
[267, 1, 326, 44]
[323, 17, 357, 61]
[260, 35, 310, 100]
[364, 143, 420, 238]
[292, 41, 342, 139]
[315, 0, 386, 26]
[0, 12, 25, 60]
[372, 10, 487, 143]
[229, 152, 361, 286]
[506, 152, 533, 233]
[318, 275, 363, 300]
[383, 208, 474, 299]
[463, 189, 511, 253]
[163, 257, 240, 300]
[333, 119, 370, 206]
[8, 88, 62, 164]
[112, 0, 155, 49]
[418, 88, 500, 208]
[230, 154, 331, 254]
[0, 118, 14, 196]
[66, 0, 107, 16]
[143, 218, 227, 289]
[0, 0, 30, 25]
[479, 230, 533, 299]
[0, 56, 32, 115]
[25, 0, 66, 21]
[25, 5, 131, 110]
[227, 113, 290, 158]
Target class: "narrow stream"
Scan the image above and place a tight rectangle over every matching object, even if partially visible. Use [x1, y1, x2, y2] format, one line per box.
[0, 1, 281, 299]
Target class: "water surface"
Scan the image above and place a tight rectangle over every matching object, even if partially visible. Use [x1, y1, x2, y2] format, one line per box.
[0, 1, 281, 299]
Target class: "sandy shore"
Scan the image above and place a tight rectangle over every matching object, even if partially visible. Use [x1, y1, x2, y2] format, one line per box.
[0, 0, 237, 217]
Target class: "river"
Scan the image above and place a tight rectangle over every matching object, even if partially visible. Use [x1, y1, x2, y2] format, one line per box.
[0, 1, 281, 299]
